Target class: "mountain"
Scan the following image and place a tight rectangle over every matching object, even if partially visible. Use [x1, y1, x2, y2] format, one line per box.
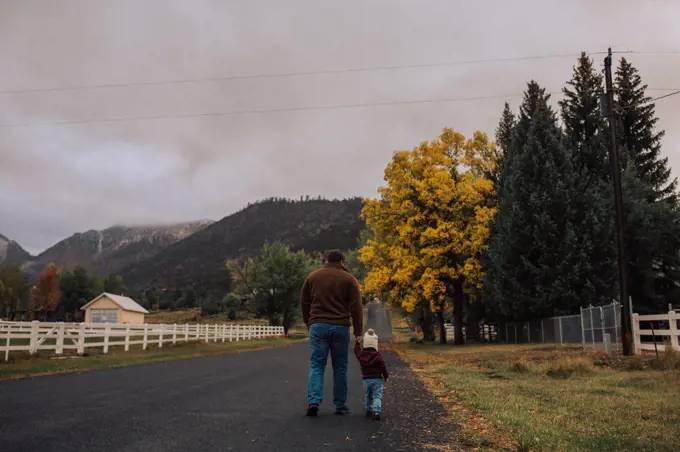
[0, 234, 33, 265]
[23, 220, 214, 277]
[120, 198, 365, 290]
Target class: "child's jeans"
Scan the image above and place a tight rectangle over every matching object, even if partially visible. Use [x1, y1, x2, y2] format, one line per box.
[363, 378, 384, 414]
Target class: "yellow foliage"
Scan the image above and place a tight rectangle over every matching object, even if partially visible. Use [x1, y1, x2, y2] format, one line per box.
[360, 128, 496, 313]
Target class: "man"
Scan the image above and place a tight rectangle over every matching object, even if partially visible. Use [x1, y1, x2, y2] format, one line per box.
[300, 249, 363, 416]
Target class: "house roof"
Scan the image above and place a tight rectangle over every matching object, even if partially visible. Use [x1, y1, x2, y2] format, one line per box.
[80, 293, 149, 314]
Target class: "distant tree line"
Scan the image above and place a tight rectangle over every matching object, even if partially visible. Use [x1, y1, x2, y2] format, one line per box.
[238, 196, 364, 213]
[0, 262, 127, 321]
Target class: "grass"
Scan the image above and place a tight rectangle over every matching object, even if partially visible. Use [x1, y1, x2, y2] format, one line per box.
[393, 341, 680, 452]
[145, 309, 269, 324]
[0, 337, 305, 381]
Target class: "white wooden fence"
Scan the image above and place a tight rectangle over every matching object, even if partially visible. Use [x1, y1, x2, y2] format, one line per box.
[0, 321, 285, 362]
[632, 311, 680, 354]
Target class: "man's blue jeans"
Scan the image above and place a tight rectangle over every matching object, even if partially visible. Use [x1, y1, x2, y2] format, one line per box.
[307, 323, 349, 408]
[363, 378, 384, 414]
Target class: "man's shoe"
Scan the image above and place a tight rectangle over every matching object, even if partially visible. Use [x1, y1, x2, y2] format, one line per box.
[306, 404, 319, 417]
[365, 409, 373, 418]
[335, 406, 350, 415]
[372, 413, 381, 421]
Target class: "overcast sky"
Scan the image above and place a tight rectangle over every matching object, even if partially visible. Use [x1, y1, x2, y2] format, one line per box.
[1, 0, 679, 254]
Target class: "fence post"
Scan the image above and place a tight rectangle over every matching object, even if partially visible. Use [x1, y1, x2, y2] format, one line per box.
[5, 325, 12, 362]
[222, 325, 226, 343]
[669, 311, 679, 349]
[603, 333, 612, 354]
[237, 325, 240, 342]
[632, 313, 640, 354]
[599, 306, 605, 349]
[613, 302, 620, 350]
[185, 324, 189, 342]
[541, 320, 545, 343]
[229, 325, 234, 342]
[589, 305, 595, 345]
[143, 324, 148, 350]
[173, 324, 177, 345]
[125, 326, 131, 351]
[159, 324, 164, 348]
[29, 320, 39, 355]
[527, 322, 531, 343]
[580, 307, 585, 348]
[77, 323, 85, 355]
[103, 325, 110, 354]
[559, 316, 564, 344]
[56, 322, 65, 355]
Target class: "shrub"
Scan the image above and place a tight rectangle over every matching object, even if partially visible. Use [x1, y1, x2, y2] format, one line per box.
[544, 358, 593, 379]
[650, 342, 680, 371]
[625, 356, 648, 371]
[508, 360, 531, 373]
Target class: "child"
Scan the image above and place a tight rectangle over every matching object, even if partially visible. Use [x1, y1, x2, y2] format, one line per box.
[354, 329, 389, 420]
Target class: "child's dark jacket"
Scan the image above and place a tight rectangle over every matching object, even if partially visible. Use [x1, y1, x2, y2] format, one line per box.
[354, 341, 389, 380]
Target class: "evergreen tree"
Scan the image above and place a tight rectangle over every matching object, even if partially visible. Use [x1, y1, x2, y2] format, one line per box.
[59, 265, 97, 316]
[103, 274, 125, 295]
[558, 53, 618, 307]
[559, 52, 608, 176]
[621, 166, 680, 312]
[486, 81, 606, 319]
[613, 58, 680, 311]
[615, 58, 678, 202]
[492, 103, 516, 187]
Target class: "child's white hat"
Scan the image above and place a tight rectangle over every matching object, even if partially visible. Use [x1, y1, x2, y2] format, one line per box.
[363, 329, 379, 350]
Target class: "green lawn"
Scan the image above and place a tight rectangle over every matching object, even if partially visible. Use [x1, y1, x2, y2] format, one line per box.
[1, 337, 305, 380]
[394, 341, 680, 452]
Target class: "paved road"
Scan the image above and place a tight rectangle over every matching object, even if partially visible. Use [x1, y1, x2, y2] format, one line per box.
[0, 342, 461, 452]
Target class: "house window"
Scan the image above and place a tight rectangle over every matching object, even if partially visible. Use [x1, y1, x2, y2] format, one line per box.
[90, 309, 118, 324]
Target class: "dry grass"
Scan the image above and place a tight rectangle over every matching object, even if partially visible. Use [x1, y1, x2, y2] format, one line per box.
[393, 340, 680, 452]
[650, 343, 680, 371]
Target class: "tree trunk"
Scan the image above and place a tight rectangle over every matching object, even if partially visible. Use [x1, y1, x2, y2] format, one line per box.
[418, 304, 436, 342]
[453, 278, 465, 345]
[465, 293, 481, 342]
[437, 306, 447, 344]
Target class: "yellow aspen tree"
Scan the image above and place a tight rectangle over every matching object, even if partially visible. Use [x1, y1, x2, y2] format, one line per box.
[360, 128, 496, 344]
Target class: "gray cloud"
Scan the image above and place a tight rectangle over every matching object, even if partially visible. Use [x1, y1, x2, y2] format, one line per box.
[1, 0, 679, 254]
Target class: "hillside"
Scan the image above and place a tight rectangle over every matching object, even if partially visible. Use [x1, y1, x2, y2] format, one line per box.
[23, 220, 214, 277]
[0, 234, 33, 265]
[120, 198, 365, 290]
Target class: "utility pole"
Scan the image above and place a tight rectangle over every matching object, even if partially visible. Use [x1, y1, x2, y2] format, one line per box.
[601, 47, 633, 355]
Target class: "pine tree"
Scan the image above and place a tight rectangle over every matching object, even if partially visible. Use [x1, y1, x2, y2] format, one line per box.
[615, 58, 678, 202]
[621, 166, 680, 312]
[493, 103, 516, 185]
[613, 58, 680, 311]
[559, 52, 608, 176]
[485, 81, 606, 319]
[558, 53, 618, 307]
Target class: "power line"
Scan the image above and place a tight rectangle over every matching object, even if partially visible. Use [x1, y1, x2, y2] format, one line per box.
[650, 90, 680, 102]
[0, 93, 533, 128]
[614, 90, 680, 114]
[2, 86, 679, 129]
[3, 49, 675, 96]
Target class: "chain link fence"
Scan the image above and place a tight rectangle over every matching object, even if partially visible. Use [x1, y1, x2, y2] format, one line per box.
[497, 301, 623, 351]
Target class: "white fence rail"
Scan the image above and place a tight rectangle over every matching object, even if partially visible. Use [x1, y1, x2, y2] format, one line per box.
[0, 321, 285, 362]
[632, 312, 680, 354]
